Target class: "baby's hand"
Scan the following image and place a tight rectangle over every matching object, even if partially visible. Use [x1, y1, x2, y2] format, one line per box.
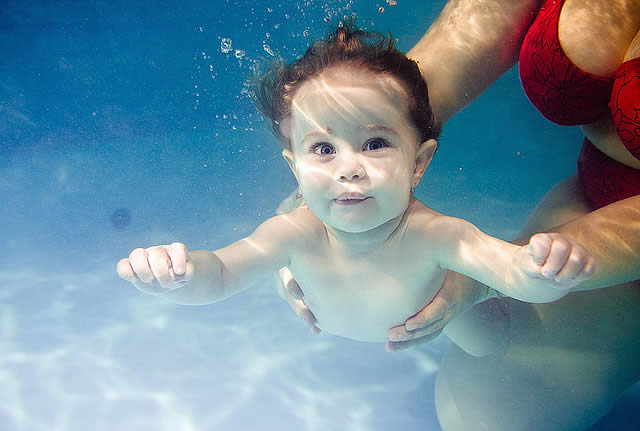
[117, 242, 194, 296]
[521, 233, 596, 289]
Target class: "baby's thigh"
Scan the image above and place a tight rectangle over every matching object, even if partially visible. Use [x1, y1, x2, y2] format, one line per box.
[435, 286, 640, 431]
[435, 344, 620, 431]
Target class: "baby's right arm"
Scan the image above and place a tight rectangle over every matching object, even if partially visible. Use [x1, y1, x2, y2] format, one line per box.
[117, 213, 303, 305]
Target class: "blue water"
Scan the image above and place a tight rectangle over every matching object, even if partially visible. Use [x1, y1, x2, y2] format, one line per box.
[1, 0, 636, 430]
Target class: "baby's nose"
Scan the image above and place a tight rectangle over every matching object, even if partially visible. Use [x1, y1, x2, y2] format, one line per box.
[337, 158, 366, 182]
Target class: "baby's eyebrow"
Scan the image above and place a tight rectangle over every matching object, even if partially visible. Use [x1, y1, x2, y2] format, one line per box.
[300, 128, 333, 146]
[362, 124, 399, 136]
[304, 128, 333, 139]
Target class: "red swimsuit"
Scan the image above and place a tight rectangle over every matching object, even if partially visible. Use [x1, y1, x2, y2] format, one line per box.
[519, 0, 640, 209]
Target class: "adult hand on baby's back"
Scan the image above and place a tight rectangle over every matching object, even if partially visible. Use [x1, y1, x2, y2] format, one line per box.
[277, 267, 321, 334]
[386, 271, 490, 352]
[117, 242, 194, 296]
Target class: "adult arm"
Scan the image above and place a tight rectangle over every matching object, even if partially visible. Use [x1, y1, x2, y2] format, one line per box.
[408, 0, 540, 126]
[546, 194, 640, 290]
[388, 195, 640, 349]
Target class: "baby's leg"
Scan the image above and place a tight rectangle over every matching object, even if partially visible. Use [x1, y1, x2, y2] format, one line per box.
[443, 294, 511, 357]
[435, 283, 640, 431]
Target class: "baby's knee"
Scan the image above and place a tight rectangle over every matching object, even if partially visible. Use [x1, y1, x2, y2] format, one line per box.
[444, 298, 510, 357]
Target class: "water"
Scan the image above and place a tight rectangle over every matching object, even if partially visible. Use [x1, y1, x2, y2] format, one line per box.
[1, 0, 637, 430]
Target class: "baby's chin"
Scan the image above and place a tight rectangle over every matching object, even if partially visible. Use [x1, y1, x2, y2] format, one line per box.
[324, 213, 406, 234]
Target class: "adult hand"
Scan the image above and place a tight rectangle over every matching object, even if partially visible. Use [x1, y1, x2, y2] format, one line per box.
[276, 267, 321, 334]
[386, 271, 492, 352]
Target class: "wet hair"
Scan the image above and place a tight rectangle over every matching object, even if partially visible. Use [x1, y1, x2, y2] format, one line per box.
[253, 22, 440, 149]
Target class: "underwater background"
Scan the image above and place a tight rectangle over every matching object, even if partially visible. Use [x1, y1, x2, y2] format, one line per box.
[1, 0, 638, 429]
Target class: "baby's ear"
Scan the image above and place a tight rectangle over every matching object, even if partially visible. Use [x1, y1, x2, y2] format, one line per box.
[413, 139, 438, 184]
[282, 149, 298, 180]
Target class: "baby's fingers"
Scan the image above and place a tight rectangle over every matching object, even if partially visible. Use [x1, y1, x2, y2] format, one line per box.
[539, 237, 571, 278]
[528, 233, 552, 265]
[129, 247, 156, 283]
[117, 258, 138, 283]
[555, 253, 596, 284]
[147, 246, 176, 288]
[167, 242, 193, 281]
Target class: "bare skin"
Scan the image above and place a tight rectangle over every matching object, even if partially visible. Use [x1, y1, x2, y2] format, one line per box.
[434, 187, 640, 431]
[118, 68, 595, 349]
[279, 0, 640, 429]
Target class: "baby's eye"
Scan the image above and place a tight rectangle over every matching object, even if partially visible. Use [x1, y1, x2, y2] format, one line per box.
[363, 137, 390, 151]
[312, 142, 335, 155]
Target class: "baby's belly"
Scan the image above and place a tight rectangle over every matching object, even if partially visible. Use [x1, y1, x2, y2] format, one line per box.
[299, 270, 446, 343]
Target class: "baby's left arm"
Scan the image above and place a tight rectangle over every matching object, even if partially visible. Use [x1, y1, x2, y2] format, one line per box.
[429, 217, 596, 303]
[506, 232, 596, 301]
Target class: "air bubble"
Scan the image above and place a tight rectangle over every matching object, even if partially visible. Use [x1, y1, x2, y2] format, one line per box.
[220, 37, 232, 53]
[263, 43, 274, 56]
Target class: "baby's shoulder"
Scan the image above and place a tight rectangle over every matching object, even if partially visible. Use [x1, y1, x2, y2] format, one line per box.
[404, 199, 468, 241]
[405, 199, 445, 233]
[275, 206, 327, 241]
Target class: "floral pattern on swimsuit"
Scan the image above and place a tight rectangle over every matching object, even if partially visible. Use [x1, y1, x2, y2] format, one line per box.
[610, 57, 640, 160]
[518, 0, 613, 126]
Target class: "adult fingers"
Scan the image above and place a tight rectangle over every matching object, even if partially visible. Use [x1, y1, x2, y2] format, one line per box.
[386, 328, 444, 352]
[284, 287, 320, 334]
[388, 314, 448, 342]
[404, 294, 449, 332]
[280, 267, 304, 299]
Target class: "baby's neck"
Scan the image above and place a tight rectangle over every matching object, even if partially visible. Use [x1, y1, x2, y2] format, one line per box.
[324, 209, 409, 254]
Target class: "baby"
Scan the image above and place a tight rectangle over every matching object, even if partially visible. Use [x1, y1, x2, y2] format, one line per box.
[117, 25, 595, 344]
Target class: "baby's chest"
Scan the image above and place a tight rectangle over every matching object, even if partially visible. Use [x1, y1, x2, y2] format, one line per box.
[289, 247, 444, 341]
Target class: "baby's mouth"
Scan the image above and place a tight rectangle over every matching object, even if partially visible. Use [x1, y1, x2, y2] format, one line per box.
[334, 192, 370, 206]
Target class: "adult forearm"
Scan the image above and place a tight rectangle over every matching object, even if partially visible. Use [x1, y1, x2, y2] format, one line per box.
[552, 195, 640, 290]
[408, 0, 540, 126]
[514, 195, 640, 290]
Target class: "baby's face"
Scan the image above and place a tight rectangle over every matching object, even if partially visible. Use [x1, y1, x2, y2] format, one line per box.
[284, 66, 432, 233]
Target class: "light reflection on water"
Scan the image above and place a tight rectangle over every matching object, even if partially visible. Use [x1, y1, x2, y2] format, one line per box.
[0, 264, 444, 430]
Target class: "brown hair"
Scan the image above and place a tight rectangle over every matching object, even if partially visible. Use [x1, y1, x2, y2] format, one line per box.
[253, 22, 440, 149]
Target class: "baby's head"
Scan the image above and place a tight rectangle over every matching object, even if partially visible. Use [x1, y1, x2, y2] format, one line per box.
[254, 23, 440, 150]
[254, 24, 441, 233]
